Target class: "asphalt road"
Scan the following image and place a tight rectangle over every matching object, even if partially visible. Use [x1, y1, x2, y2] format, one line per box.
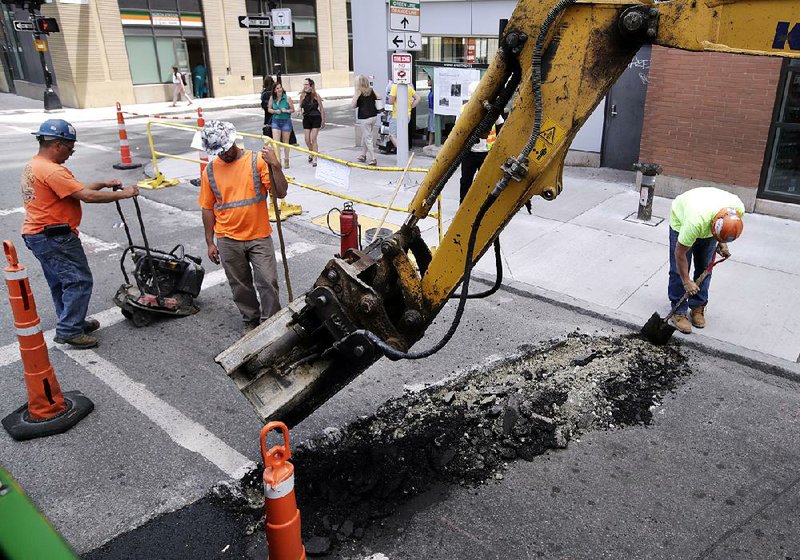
[1, 107, 799, 560]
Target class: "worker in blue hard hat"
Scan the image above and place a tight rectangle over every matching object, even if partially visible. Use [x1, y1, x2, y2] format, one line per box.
[20, 119, 139, 349]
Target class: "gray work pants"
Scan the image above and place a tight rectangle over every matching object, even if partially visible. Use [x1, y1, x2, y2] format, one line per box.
[217, 236, 281, 322]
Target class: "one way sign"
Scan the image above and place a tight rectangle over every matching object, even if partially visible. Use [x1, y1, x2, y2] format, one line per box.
[238, 15, 272, 30]
[387, 31, 422, 52]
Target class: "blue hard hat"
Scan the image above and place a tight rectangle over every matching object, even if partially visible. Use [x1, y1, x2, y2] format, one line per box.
[32, 119, 77, 141]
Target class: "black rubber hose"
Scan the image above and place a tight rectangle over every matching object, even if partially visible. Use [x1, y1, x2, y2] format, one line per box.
[353, 192, 498, 361]
[450, 238, 502, 300]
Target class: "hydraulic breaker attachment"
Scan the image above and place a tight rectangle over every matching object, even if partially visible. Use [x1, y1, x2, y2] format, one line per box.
[216, 231, 432, 425]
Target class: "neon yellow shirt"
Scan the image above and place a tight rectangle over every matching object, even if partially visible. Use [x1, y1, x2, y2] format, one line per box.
[389, 84, 416, 119]
[669, 187, 745, 247]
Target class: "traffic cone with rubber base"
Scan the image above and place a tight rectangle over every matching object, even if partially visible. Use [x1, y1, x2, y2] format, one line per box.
[1, 241, 94, 441]
[112, 102, 142, 170]
[261, 421, 305, 560]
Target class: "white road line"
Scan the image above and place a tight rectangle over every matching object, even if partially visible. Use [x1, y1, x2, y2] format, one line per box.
[4, 125, 113, 152]
[61, 347, 256, 479]
[0, 242, 316, 368]
[136, 197, 203, 227]
[80, 232, 120, 253]
[0, 207, 24, 216]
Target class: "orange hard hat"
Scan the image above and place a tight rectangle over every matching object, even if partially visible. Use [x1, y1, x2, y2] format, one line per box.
[711, 207, 743, 243]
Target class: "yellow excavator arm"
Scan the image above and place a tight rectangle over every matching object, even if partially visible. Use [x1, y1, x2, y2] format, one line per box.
[216, 0, 800, 425]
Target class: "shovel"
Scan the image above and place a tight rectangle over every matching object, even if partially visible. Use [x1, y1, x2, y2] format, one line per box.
[641, 253, 729, 345]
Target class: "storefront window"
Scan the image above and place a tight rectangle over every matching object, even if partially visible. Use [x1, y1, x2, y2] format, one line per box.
[247, 0, 320, 77]
[119, 0, 206, 88]
[124, 36, 161, 84]
[421, 37, 499, 65]
[762, 60, 800, 202]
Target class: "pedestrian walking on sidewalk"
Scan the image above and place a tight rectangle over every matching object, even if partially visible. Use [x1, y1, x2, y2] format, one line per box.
[351, 75, 378, 166]
[300, 78, 325, 167]
[260, 75, 275, 138]
[198, 121, 289, 331]
[21, 119, 139, 349]
[268, 82, 295, 168]
[668, 187, 744, 334]
[171, 66, 193, 107]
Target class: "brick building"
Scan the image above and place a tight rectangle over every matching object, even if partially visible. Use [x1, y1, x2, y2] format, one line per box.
[639, 48, 799, 215]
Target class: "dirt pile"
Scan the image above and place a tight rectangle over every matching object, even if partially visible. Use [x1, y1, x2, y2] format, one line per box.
[234, 332, 690, 554]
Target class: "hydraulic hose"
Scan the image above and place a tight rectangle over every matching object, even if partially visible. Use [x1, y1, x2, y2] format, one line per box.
[348, 0, 577, 361]
[353, 192, 498, 361]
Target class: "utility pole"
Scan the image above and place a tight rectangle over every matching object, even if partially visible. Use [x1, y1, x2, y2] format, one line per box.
[26, 1, 61, 110]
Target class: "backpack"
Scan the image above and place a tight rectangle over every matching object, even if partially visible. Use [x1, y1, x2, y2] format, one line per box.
[180, 72, 187, 86]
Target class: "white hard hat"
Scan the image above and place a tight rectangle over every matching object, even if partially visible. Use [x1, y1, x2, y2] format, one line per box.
[201, 120, 237, 156]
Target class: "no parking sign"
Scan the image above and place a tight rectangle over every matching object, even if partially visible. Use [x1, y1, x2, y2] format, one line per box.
[392, 53, 412, 85]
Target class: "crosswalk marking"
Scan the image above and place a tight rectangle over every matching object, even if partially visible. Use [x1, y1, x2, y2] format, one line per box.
[62, 347, 256, 479]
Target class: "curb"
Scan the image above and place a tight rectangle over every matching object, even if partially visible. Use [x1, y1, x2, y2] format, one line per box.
[475, 272, 800, 383]
[250, 212, 800, 382]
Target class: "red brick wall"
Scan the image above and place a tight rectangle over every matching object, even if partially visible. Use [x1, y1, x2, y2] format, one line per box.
[639, 47, 783, 188]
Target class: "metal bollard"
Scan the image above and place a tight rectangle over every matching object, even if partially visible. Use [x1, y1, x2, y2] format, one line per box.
[632, 162, 662, 221]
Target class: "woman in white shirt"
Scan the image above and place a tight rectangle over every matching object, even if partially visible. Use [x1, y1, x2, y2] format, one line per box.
[171, 66, 193, 107]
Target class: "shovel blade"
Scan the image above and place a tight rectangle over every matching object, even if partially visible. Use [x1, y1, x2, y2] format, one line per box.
[641, 312, 676, 346]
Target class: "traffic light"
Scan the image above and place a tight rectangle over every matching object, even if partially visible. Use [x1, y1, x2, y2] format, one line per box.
[34, 16, 59, 34]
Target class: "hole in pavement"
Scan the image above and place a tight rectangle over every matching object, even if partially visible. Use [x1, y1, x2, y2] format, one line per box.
[223, 332, 691, 556]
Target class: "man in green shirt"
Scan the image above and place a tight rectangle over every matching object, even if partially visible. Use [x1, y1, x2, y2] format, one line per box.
[668, 187, 744, 334]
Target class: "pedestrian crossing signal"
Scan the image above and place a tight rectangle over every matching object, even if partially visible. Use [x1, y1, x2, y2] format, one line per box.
[34, 17, 60, 34]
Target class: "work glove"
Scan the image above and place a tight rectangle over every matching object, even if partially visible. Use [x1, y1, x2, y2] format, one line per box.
[683, 280, 700, 296]
[716, 242, 731, 258]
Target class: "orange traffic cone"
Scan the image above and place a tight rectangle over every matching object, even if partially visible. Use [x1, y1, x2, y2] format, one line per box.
[113, 102, 142, 170]
[261, 421, 305, 560]
[1, 240, 94, 441]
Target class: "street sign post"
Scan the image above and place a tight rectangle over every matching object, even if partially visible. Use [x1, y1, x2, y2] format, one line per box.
[238, 15, 272, 30]
[271, 8, 293, 47]
[391, 52, 413, 167]
[13, 20, 34, 32]
[387, 31, 421, 52]
[389, 0, 420, 32]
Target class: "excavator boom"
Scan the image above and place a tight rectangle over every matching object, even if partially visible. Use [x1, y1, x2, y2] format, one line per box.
[216, 0, 800, 424]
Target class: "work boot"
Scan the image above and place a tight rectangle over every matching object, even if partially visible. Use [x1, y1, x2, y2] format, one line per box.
[690, 306, 706, 328]
[54, 333, 98, 349]
[670, 314, 692, 334]
[83, 318, 100, 334]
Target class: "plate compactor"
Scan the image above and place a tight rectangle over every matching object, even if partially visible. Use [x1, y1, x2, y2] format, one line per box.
[112, 194, 204, 327]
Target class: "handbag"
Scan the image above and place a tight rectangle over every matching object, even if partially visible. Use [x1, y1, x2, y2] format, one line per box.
[375, 98, 385, 112]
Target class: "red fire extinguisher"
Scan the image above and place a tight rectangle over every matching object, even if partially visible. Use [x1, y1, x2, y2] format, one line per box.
[340, 202, 360, 256]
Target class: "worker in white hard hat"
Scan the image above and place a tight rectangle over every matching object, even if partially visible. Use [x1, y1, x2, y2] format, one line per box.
[198, 120, 289, 331]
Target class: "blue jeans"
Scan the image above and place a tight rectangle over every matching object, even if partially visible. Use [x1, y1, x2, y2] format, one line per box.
[668, 228, 717, 315]
[23, 232, 94, 339]
[271, 118, 293, 133]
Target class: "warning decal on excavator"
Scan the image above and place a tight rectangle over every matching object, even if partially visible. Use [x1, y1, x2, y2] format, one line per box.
[531, 119, 564, 163]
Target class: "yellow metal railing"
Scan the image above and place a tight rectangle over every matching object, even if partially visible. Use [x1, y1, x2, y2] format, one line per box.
[138, 119, 444, 242]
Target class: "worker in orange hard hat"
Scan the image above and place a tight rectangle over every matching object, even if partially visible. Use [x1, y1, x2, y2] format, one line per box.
[668, 187, 745, 335]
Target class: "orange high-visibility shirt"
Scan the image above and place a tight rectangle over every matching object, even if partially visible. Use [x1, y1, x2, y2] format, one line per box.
[21, 155, 85, 236]
[198, 150, 274, 241]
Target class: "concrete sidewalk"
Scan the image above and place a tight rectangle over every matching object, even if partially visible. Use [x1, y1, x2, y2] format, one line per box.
[144, 119, 800, 369]
[0, 87, 356, 125]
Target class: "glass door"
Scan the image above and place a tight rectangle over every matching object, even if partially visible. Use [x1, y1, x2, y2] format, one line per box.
[761, 60, 800, 202]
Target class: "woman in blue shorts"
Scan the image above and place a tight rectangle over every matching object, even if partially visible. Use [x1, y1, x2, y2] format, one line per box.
[269, 82, 295, 168]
